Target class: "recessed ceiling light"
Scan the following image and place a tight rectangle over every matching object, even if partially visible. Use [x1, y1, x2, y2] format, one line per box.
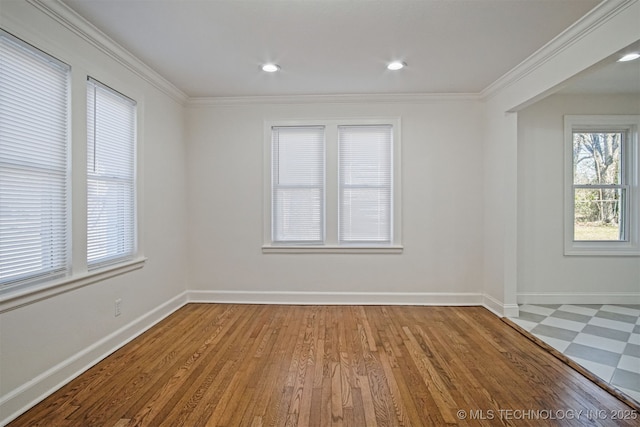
[618, 53, 640, 62]
[387, 61, 406, 71]
[262, 63, 280, 72]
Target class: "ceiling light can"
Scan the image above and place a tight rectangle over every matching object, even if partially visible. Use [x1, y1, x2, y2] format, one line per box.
[387, 61, 406, 71]
[618, 53, 640, 62]
[262, 63, 280, 72]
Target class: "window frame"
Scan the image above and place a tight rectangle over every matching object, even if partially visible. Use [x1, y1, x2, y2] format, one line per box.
[270, 125, 326, 245]
[263, 118, 402, 254]
[564, 115, 640, 256]
[86, 77, 138, 270]
[338, 124, 394, 245]
[0, 29, 71, 292]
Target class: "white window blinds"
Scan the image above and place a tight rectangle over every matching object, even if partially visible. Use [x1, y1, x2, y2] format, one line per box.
[87, 78, 136, 269]
[339, 125, 393, 244]
[0, 31, 70, 289]
[272, 126, 325, 243]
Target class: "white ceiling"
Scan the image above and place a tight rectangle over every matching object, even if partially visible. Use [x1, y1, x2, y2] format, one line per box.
[61, 0, 602, 98]
[557, 42, 640, 95]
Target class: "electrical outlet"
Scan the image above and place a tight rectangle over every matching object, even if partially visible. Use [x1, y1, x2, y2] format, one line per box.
[115, 298, 122, 317]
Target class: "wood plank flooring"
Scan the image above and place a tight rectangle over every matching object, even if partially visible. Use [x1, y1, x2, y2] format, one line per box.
[9, 304, 639, 426]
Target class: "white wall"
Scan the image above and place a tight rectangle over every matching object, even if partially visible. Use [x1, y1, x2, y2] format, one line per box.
[186, 99, 485, 303]
[0, 2, 189, 422]
[517, 94, 640, 303]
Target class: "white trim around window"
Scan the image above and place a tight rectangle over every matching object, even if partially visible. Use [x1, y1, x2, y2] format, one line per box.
[263, 118, 402, 254]
[564, 115, 640, 256]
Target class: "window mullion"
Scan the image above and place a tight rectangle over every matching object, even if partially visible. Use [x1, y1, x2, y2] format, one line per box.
[70, 67, 88, 275]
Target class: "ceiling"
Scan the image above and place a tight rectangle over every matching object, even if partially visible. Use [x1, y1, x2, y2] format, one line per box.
[556, 42, 640, 95]
[61, 0, 602, 98]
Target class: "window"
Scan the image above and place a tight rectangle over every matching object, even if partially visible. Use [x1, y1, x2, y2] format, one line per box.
[271, 126, 325, 243]
[339, 125, 393, 244]
[0, 30, 70, 290]
[87, 78, 137, 268]
[564, 115, 640, 255]
[264, 119, 401, 253]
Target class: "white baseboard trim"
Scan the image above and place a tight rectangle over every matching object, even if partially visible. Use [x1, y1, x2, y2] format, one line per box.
[518, 292, 640, 305]
[482, 294, 519, 318]
[188, 290, 519, 317]
[187, 290, 486, 306]
[0, 291, 188, 427]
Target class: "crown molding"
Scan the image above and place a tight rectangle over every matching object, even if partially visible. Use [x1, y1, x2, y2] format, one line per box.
[26, 0, 188, 105]
[187, 92, 480, 107]
[25, 0, 635, 107]
[480, 0, 638, 101]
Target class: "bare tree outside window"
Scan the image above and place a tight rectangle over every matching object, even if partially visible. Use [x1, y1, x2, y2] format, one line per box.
[572, 131, 625, 241]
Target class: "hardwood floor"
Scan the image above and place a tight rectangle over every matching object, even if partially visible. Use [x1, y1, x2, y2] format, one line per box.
[9, 304, 638, 426]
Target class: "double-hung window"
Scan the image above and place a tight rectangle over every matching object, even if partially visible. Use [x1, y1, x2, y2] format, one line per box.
[0, 30, 70, 291]
[564, 115, 640, 255]
[271, 126, 325, 244]
[339, 125, 393, 244]
[86, 78, 137, 268]
[265, 119, 401, 252]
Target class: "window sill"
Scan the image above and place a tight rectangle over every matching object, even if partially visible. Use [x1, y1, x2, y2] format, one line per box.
[0, 257, 147, 313]
[262, 245, 403, 254]
[565, 250, 640, 256]
[564, 242, 640, 256]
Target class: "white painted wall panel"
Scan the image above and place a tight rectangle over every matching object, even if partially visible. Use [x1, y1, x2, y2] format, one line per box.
[185, 101, 484, 297]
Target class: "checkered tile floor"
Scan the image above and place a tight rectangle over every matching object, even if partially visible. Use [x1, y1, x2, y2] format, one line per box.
[510, 304, 640, 403]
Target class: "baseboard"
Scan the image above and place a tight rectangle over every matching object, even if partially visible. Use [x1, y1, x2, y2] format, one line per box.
[482, 293, 519, 318]
[518, 292, 640, 305]
[0, 291, 188, 426]
[188, 290, 519, 318]
[187, 290, 486, 306]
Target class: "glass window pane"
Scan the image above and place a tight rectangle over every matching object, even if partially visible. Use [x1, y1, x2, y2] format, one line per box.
[338, 125, 392, 244]
[573, 132, 622, 185]
[341, 188, 391, 242]
[574, 188, 624, 241]
[273, 188, 322, 242]
[271, 126, 324, 243]
[273, 127, 324, 186]
[0, 31, 70, 288]
[87, 78, 136, 268]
